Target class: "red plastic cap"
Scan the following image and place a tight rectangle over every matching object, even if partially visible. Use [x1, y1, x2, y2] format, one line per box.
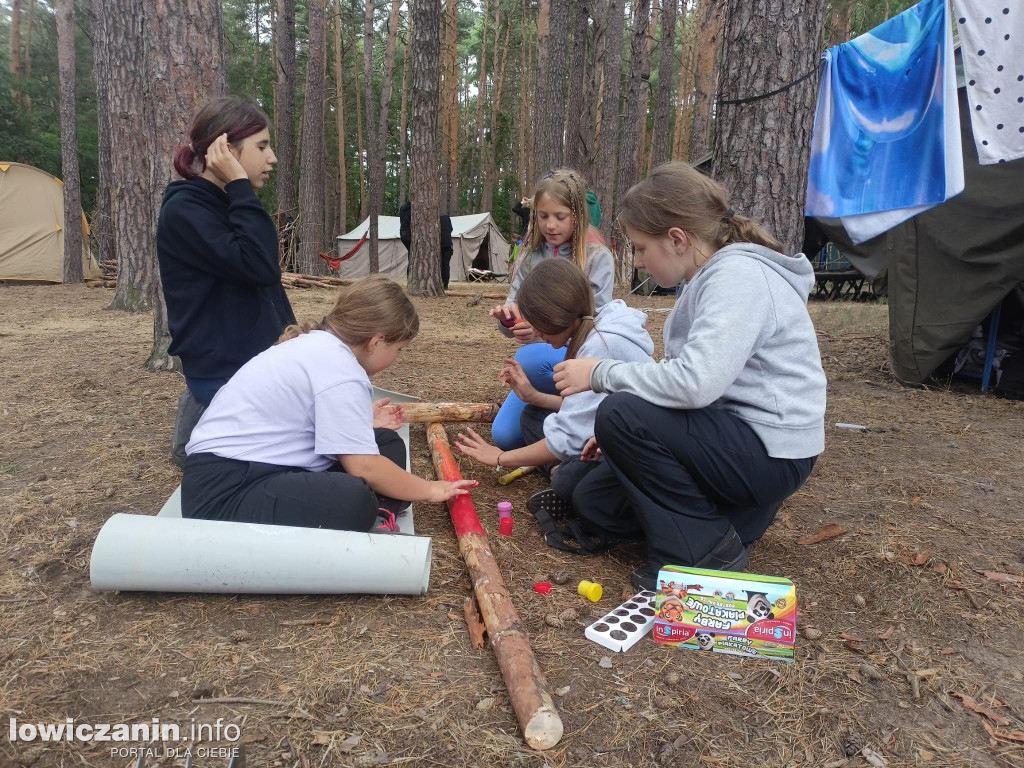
[499, 517, 514, 536]
[533, 581, 553, 594]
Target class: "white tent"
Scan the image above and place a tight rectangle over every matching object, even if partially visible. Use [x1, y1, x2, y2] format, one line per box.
[335, 213, 510, 280]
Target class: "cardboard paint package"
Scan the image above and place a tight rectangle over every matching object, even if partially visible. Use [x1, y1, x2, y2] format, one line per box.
[652, 565, 797, 662]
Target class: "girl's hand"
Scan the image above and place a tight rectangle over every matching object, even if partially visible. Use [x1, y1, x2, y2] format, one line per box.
[553, 357, 599, 395]
[426, 479, 478, 503]
[204, 134, 248, 185]
[500, 358, 537, 404]
[581, 436, 602, 462]
[511, 320, 538, 343]
[489, 301, 520, 324]
[454, 427, 503, 467]
[372, 397, 405, 430]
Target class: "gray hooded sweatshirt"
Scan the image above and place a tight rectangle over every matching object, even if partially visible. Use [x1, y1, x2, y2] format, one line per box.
[506, 242, 615, 306]
[590, 244, 826, 459]
[500, 241, 616, 338]
[544, 300, 655, 461]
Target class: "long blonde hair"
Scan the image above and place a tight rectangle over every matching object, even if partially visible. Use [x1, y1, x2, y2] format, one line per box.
[525, 168, 590, 271]
[277, 276, 419, 346]
[618, 162, 784, 254]
[516, 259, 595, 360]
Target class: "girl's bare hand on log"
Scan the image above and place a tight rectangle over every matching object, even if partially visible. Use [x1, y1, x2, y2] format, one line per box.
[552, 357, 599, 396]
[454, 428, 502, 467]
[500, 358, 538, 405]
[204, 134, 248, 185]
[580, 436, 602, 462]
[426, 479, 478, 503]
[372, 397, 405, 430]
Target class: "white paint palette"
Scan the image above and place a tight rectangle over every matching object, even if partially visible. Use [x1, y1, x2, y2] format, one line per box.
[584, 590, 658, 652]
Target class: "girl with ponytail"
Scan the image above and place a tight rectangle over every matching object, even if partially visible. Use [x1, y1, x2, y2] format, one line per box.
[157, 96, 295, 468]
[552, 161, 827, 589]
[182, 277, 475, 532]
[456, 259, 653, 507]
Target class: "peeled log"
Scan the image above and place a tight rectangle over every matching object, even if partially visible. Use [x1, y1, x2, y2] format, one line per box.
[426, 423, 563, 750]
[402, 402, 498, 423]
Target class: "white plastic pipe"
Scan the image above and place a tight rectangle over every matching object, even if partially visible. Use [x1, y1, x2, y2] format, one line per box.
[90, 514, 432, 595]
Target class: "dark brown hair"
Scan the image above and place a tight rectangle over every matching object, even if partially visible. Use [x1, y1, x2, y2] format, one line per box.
[618, 161, 784, 254]
[278, 276, 419, 347]
[173, 96, 270, 179]
[516, 259, 595, 360]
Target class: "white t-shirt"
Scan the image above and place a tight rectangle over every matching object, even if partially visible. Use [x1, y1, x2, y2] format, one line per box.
[186, 330, 378, 471]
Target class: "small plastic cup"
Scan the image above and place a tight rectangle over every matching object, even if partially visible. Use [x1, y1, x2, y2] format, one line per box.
[497, 501, 513, 519]
[499, 517, 514, 536]
[499, 314, 518, 328]
[578, 580, 603, 602]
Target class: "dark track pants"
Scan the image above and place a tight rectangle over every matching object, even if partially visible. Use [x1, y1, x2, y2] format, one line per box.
[519, 404, 602, 500]
[572, 393, 816, 569]
[181, 429, 408, 531]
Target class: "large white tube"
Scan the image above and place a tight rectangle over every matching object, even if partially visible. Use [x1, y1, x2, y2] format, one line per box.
[90, 514, 431, 595]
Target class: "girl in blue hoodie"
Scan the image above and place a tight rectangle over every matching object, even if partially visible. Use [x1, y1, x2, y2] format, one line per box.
[488, 169, 615, 451]
[459, 259, 653, 506]
[553, 162, 827, 589]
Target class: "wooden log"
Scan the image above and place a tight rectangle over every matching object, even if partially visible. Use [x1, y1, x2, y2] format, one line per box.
[401, 402, 498, 423]
[463, 596, 487, 649]
[445, 289, 508, 300]
[426, 423, 563, 750]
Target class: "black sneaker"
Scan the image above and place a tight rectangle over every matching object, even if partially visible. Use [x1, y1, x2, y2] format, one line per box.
[630, 528, 749, 591]
[526, 489, 573, 521]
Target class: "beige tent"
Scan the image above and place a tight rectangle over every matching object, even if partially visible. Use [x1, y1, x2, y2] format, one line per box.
[0, 162, 99, 282]
[335, 213, 510, 280]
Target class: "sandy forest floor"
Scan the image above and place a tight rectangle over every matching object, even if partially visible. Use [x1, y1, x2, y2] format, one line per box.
[1, 281, 1023, 768]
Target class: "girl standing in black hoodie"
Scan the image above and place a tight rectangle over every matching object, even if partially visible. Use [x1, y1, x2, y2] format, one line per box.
[157, 96, 296, 467]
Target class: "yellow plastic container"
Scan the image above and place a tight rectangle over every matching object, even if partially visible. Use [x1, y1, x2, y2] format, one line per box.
[578, 580, 603, 602]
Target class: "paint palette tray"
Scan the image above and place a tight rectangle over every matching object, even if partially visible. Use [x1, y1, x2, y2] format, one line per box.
[584, 591, 658, 652]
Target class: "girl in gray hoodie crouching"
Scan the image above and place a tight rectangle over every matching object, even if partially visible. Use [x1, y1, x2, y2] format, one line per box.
[456, 259, 654, 505]
[553, 162, 827, 590]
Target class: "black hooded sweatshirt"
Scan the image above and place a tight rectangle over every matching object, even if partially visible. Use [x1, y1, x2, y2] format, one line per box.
[156, 177, 296, 387]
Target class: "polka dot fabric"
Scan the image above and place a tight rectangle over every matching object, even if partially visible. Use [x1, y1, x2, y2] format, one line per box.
[956, 1, 1024, 163]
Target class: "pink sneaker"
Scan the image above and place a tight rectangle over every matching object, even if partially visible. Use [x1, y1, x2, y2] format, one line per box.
[372, 508, 400, 533]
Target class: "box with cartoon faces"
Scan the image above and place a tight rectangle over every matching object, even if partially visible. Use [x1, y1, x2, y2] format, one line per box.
[652, 566, 797, 662]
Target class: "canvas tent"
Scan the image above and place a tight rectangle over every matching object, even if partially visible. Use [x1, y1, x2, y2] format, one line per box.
[810, 68, 1024, 385]
[335, 213, 510, 280]
[0, 162, 100, 282]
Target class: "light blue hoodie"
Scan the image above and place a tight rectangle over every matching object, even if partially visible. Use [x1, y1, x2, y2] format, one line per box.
[544, 300, 655, 461]
[590, 244, 826, 459]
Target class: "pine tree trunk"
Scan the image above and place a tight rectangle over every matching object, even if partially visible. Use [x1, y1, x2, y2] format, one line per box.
[442, 0, 459, 213]
[333, 0, 347, 234]
[533, 0, 570, 176]
[689, 0, 724, 162]
[90, 0, 116, 265]
[354, 26, 367, 220]
[639, 0, 658, 176]
[563, 0, 589, 173]
[481, 18, 510, 212]
[98, 0, 225, 371]
[364, 0, 402, 273]
[473, 0, 490, 207]
[9, 0, 21, 78]
[274, 0, 297, 224]
[363, 0, 379, 272]
[594, 0, 623, 242]
[407, 0, 443, 296]
[55, 0, 83, 284]
[24, 0, 34, 80]
[650, 0, 676, 166]
[398, 18, 411, 202]
[579, 0, 605, 184]
[614, 0, 651, 282]
[298, 0, 327, 274]
[671, 10, 694, 159]
[712, 0, 827, 255]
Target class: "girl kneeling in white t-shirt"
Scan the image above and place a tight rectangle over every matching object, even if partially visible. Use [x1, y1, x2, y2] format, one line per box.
[182, 277, 475, 531]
